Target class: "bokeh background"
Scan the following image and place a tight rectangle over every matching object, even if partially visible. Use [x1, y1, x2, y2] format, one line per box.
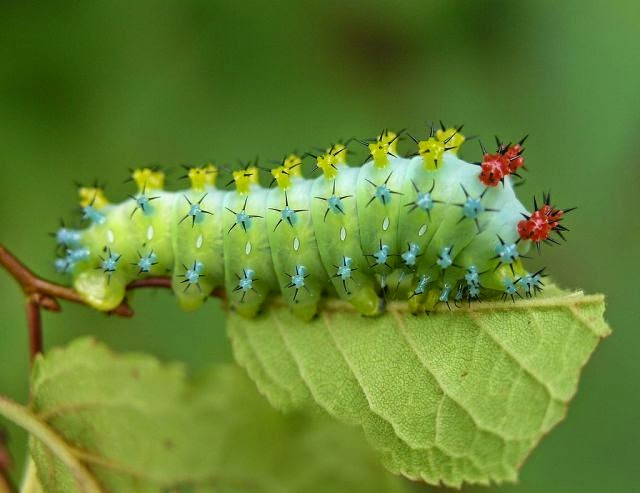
[1, 1, 638, 491]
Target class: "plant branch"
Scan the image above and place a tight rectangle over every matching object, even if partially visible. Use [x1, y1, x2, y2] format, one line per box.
[0, 427, 15, 493]
[24, 302, 42, 366]
[0, 244, 225, 363]
[0, 244, 133, 317]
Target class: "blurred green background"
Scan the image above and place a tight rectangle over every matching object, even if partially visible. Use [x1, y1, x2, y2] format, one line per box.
[0, 0, 637, 491]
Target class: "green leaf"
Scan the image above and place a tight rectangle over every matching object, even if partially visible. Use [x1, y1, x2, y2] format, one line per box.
[227, 285, 611, 488]
[2, 338, 408, 493]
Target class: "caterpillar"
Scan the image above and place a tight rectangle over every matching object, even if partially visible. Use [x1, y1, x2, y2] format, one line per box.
[52, 124, 571, 320]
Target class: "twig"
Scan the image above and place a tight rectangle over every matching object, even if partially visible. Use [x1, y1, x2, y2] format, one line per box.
[25, 301, 42, 364]
[0, 244, 224, 364]
[0, 427, 15, 493]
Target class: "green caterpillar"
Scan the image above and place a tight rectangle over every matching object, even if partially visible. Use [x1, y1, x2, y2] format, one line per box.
[53, 126, 569, 320]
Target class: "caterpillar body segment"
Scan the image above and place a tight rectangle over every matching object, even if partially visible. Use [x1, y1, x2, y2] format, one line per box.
[311, 164, 381, 316]
[173, 188, 225, 310]
[54, 126, 569, 319]
[267, 179, 327, 320]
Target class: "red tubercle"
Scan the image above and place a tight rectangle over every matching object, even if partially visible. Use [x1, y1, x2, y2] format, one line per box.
[478, 137, 527, 186]
[517, 195, 570, 243]
[503, 143, 525, 172]
[479, 153, 510, 186]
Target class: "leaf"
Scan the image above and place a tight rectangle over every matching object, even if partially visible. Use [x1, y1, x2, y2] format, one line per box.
[227, 285, 611, 488]
[1, 338, 408, 493]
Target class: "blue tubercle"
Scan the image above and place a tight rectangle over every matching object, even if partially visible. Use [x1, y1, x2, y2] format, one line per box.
[239, 268, 255, 290]
[100, 249, 121, 274]
[465, 265, 479, 285]
[373, 243, 391, 266]
[290, 265, 307, 288]
[189, 204, 205, 224]
[137, 251, 158, 273]
[135, 194, 155, 216]
[336, 257, 354, 280]
[56, 228, 81, 247]
[439, 283, 452, 302]
[518, 271, 544, 296]
[182, 260, 205, 292]
[413, 275, 431, 296]
[54, 258, 71, 273]
[416, 192, 434, 212]
[401, 243, 420, 267]
[437, 246, 453, 270]
[463, 197, 485, 219]
[82, 206, 106, 225]
[501, 278, 520, 301]
[328, 195, 345, 215]
[375, 184, 392, 205]
[495, 240, 519, 264]
[236, 211, 252, 231]
[68, 247, 90, 262]
[281, 206, 298, 227]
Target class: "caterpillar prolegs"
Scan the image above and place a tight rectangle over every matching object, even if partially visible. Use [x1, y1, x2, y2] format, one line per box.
[53, 126, 571, 320]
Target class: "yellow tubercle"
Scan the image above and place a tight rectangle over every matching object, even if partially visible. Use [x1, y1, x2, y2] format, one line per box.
[271, 166, 291, 190]
[367, 130, 400, 168]
[78, 187, 109, 209]
[316, 152, 339, 179]
[380, 130, 399, 155]
[233, 166, 259, 194]
[418, 138, 445, 170]
[435, 127, 465, 153]
[327, 144, 347, 165]
[203, 164, 218, 186]
[188, 164, 218, 192]
[283, 154, 302, 177]
[369, 140, 390, 168]
[132, 168, 165, 192]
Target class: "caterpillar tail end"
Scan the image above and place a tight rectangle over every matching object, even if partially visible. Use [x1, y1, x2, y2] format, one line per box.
[73, 270, 127, 312]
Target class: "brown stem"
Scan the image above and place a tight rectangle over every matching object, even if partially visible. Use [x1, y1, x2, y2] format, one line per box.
[25, 301, 42, 364]
[0, 244, 225, 363]
[0, 427, 15, 493]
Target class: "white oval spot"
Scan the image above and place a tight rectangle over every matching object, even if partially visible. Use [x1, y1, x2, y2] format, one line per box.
[418, 224, 428, 237]
[340, 226, 347, 241]
[382, 216, 390, 231]
[245, 240, 252, 255]
[195, 234, 204, 249]
[107, 229, 115, 244]
[293, 237, 300, 251]
[147, 225, 154, 241]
